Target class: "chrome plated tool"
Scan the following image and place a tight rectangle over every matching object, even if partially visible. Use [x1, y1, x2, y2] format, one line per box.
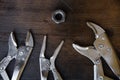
[0, 31, 34, 80]
[39, 35, 64, 80]
[72, 22, 120, 80]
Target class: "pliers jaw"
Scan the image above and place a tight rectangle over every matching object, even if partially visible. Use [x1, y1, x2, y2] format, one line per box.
[0, 32, 18, 80]
[39, 36, 64, 80]
[8, 31, 34, 58]
[39, 35, 50, 80]
[0, 31, 34, 80]
[25, 31, 34, 47]
[86, 22, 105, 39]
[72, 22, 120, 80]
[72, 43, 106, 80]
[8, 32, 17, 58]
[72, 44, 101, 64]
[87, 22, 120, 79]
[11, 31, 34, 80]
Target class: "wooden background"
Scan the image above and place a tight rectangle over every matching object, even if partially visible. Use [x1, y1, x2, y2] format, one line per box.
[0, 0, 120, 80]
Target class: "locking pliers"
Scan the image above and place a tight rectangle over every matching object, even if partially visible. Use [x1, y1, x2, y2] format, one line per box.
[72, 22, 120, 80]
[0, 31, 34, 80]
[39, 35, 64, 80]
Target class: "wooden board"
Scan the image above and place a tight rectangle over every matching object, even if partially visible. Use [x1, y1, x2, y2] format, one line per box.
[0, 0, 120, 80]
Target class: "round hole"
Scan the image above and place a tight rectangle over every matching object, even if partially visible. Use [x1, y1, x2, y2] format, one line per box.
[54, 13, 63, 21]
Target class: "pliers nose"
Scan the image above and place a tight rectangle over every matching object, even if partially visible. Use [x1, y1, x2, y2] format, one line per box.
[25, 31, 34, 47]
[87, 22, 120, 79]
[39, 35, 64, 80]
[72, 44, 101, 64]
[86, 22, 105, 39]
[9, 31, 34, 49]
[0, 31, 34, 80]
[11, 31, 34, 80]
[73, 21, 120, 80]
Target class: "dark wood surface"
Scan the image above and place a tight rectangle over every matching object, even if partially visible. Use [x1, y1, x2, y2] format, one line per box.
[0, 0, 120, 80]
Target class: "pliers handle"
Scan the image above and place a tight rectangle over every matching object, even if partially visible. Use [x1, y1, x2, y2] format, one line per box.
[72, 22, 120, 80]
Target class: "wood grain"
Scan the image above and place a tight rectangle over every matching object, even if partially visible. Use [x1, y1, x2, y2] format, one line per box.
[0, 0, 119, 80]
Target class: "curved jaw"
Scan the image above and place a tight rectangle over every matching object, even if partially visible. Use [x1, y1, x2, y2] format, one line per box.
[0, 31, 34, 80]
[72, 44, 106, 80]
[9, 32, 17, 48]
[87, 22, 120, 79]
[72, 43, 100, 64]
[86, 22, 105, 39]
[0, 32, 18, 80]
[25, 31, 34, 47]
[8, 32, 17, 58]
[11, 31, 34, 80]
[73, 21, 120, 79]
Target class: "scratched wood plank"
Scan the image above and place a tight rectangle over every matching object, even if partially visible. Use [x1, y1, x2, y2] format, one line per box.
[0, 0, 119, 80]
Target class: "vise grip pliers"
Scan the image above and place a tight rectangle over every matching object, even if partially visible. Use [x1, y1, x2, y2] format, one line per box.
[39, 35, 64, 80]
[72, 22, 120, 80]
[0, 31, 34, 80]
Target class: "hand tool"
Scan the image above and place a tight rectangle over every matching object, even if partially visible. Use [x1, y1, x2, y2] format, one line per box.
[0, 31, 34, 80]
[39, 35, 64, 80]
[72, 22, 120, 80]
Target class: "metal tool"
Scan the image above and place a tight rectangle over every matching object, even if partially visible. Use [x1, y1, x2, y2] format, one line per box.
[0, 31, 34, 80]
[52, 10, 66, 24]
[72, 22, 120, 80]
[39, 35, 64, 80]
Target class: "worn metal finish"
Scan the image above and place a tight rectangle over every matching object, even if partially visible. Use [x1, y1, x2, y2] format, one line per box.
[11, 31, 34, 80]
[0, 31, 34, 80]
[11, 46, 33, 80]
[39, 36, 64, 80]
[72, 22, 120, 80]
[0, 32, 18, 80]
[0, 0, 120, 80]
[88, 22, 120, 79]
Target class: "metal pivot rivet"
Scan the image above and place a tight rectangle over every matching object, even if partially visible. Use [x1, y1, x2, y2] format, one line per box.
[22, 58, 25, 61]
[99, 44, 104, 49]
[107, 48, 111, 52]
[47, 63, 49, 66]
[26, 47, 29, 51]
[0, 67, 4, 70]
[19, 51, 24, 56]
[52, 10, 66, 24]
[99, 76, 103, 80]
[7, 56, 11, 60]
[101, 37, 105, 40]
[96, 60, 100, 64]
